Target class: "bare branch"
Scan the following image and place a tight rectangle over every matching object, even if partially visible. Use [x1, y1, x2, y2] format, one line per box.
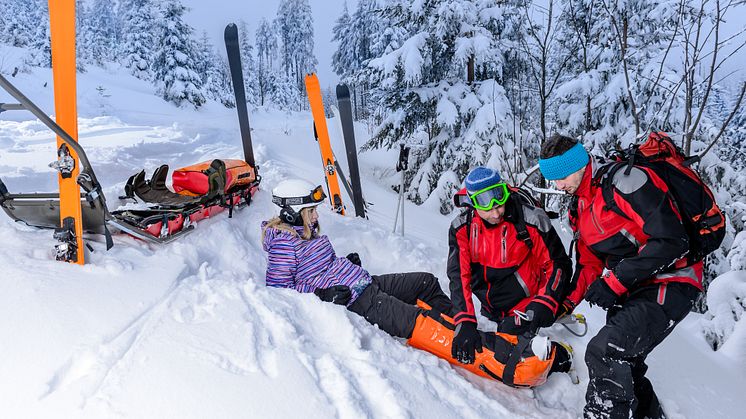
[686, 0, 721, 152]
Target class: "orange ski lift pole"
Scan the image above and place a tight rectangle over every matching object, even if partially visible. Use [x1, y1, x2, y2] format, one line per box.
[47, 0, 87, 263]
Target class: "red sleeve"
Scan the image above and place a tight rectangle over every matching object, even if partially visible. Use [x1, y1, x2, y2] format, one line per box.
[566, 237, 604, 306]
[447, 220, 477, 324]
[528, 223, 571, 314]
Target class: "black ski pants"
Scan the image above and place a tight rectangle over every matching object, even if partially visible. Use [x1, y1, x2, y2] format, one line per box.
[348, 272, 454, 338]
[584, 282, 699, 419]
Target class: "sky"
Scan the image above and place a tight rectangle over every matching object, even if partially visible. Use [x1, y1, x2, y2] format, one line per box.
[181, 0, 355, 89]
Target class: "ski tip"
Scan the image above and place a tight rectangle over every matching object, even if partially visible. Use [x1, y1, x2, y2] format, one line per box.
[224, 23, 238, 39]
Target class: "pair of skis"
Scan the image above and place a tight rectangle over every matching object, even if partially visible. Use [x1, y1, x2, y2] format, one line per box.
[304, 75, 366, 218]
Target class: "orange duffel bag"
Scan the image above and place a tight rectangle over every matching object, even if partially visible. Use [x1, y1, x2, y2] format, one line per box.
[172, 159, 256, 197]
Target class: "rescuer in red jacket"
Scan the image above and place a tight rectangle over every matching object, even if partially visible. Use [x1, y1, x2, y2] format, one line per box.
[539, 134, 702, 419]
[447, 167, 572, 365]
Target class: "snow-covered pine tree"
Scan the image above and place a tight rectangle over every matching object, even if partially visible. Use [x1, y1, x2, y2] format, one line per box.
[269, 72, 301, 111]
[332, 0, 384, 119]
[118, 0, 156, 80]
[151, 0, 205, 108]
[237, 20, 258, 106]
[88, 0, 118, 65]
[331, 1, 353, 79]
[25, 1, 52, 68]
[0, 0, 37, 47]
[366, 0, 523, 213]
[275, 0, 318, 103]
[255, 18, 278, 106]
[194, 31, 234, 107]
[75, 0, 90, 71]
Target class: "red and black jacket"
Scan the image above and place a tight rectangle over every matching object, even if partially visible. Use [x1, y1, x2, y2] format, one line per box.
[565, 160, 703, 307]
[447, 191, 571, 326]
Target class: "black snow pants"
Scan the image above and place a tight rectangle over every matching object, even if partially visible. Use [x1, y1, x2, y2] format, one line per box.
[584, 282, 700, 419]
[347, 272, 454, 338]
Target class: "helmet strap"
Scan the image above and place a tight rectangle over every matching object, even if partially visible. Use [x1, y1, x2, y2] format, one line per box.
[280, 206, 303, 226]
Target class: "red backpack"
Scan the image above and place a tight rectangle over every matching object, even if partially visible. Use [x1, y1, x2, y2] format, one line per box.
[594, 132, 726, 262]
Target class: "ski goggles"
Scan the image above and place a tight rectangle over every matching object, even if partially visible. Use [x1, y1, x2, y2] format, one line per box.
[272, 185, 327, 207]
[468, 183, 510, 211]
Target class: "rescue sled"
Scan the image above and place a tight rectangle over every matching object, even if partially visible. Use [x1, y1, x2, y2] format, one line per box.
[0, 23, 260, 250]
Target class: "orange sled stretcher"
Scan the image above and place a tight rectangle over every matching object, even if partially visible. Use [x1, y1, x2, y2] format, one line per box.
[408, 308, 571, 388]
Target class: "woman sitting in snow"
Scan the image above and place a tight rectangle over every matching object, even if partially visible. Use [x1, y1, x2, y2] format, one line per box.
[261, 179, 574, 388]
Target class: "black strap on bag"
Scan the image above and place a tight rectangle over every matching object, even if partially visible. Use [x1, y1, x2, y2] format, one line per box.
[502, 333, 534, 387]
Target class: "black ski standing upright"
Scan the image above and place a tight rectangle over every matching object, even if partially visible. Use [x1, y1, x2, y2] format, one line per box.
[336, 84, 366, 218]
[224, 23, 256, 169]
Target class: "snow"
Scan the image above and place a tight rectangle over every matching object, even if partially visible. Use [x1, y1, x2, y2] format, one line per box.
[1, 47, 746, 418]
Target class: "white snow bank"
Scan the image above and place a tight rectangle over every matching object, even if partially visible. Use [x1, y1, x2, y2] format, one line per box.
[702, 270, 746, 358]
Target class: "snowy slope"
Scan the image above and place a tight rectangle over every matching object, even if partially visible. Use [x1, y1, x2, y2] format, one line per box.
[1, 56, 745, 418]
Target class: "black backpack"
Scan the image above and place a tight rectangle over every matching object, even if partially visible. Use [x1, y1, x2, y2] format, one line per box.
[594, 132, 726, 262]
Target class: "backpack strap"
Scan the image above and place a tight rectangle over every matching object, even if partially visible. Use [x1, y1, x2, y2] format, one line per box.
[593, 162, 630, 220]
[511, 197, 534, 250]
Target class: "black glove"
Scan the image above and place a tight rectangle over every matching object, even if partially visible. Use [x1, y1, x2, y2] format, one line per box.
[451, 321, 483, 364]
[555, 299, 576, 320]
[524, 300, 556, 334]
[345, 252, 361, 267]
[585, 277, 619, 310]
[314, 285, 352, 305]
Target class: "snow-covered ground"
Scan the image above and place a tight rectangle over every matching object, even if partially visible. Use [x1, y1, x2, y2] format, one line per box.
[1, 55, 745, 418]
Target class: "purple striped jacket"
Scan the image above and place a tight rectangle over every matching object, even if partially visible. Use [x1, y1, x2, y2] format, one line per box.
[262, 222, 372, 304]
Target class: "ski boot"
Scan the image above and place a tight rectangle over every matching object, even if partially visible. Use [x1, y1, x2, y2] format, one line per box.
[551, 340, 579, 384]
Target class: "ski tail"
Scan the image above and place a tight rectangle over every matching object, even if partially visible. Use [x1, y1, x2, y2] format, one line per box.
[305, 74, 345, 215]
[336, 84, 366, 218]
[224, 23, 256, 169]
[48, 0, 84, 264]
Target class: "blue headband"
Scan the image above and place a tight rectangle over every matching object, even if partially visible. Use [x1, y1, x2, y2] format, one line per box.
[538, 142, 589, 180]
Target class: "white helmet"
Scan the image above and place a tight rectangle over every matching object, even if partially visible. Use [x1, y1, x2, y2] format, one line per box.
[271, 179, 326, 213]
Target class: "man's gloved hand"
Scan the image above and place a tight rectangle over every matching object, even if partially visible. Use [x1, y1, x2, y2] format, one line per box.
[314, 285, 352, 305]
[345, 252, 361, 267]
[451, 321, 483, 364]
[585, 276, 619, 310]
[555, 299, 576, 320]
[524, 300, 556, 334]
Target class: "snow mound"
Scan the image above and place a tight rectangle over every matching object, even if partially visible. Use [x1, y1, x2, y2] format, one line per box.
[702, 270, 746, 357]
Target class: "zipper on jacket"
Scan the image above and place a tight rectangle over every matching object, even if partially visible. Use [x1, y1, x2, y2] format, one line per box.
[589, 204, 605, 234]
[501, 225, 508, 263]
[485, 269, 494, 311]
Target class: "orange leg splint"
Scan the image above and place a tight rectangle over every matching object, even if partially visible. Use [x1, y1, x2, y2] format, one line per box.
[407, 311, 555, 388]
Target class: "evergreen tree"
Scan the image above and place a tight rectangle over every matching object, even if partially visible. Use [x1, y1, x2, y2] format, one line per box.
[151, 0, 205, 108]
[0, 0, 37, 47]
[88, 0, 118, 65]
[75, 0, 91, 70]
[255, 18, 278, 106]
[332, 0, 384, 118]
[194, 31, 234, 107]
[366, 0, 523, 212]
[269, 72, 301, 111]
[275, 0, 318, 99]
[237, 20, 258, 105]
[331, 2, 353, 77]
[119, 0, 156, 80]
[26, 1, 51, 67]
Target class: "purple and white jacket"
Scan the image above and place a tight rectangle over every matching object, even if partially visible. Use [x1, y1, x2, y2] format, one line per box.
[262, 222, 372, 304]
